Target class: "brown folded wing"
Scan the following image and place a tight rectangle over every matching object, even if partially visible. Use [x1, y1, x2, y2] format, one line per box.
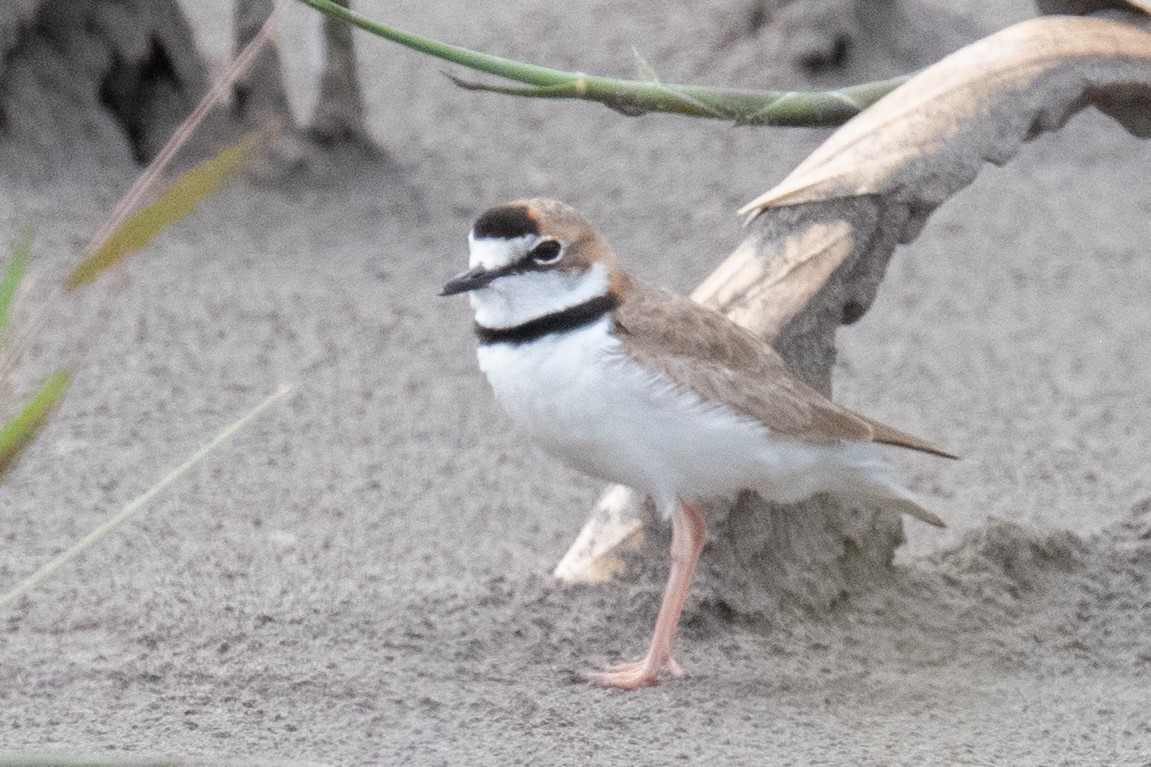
[611, 281, 956, 459]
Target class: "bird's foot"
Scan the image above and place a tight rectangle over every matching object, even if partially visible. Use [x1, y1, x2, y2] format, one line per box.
[584, 651, 683, 690]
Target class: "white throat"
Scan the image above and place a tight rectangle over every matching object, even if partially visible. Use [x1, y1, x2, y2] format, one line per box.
[469, 260, 610, 330]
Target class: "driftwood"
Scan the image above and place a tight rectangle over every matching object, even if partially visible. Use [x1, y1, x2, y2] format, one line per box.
[233, 0, 294, 128]
[0, 0, 206, 166]
[555, 6, 1151, 617]
[308, 0, 377, 152]
[0, 0, 381, 172]
[235, 0, 380, 172]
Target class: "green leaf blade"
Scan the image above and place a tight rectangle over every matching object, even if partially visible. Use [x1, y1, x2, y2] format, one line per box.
[65, 132, 263, 292]
[0, 230, 32, 343]
[0, 369, 71, 483]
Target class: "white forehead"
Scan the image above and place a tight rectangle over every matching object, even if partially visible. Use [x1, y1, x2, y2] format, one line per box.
[468, 233, 540, 270]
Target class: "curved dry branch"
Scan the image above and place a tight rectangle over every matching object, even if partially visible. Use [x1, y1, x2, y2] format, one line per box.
[740, 15, 1151, 216]
[714, 14, 1151, 344]
[557, 12, 1151, 583]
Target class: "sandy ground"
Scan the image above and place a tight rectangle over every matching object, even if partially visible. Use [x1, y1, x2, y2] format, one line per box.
[2, 0, 1151, 764]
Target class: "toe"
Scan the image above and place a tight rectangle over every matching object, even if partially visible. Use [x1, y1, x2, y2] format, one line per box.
[583, 651, 683, 689]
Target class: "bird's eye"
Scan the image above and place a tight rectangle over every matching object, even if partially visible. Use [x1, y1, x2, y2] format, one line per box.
[529, 240, 563, 265]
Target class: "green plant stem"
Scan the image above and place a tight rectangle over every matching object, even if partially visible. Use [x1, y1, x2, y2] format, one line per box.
[0, 385, 290, 612]
[293, 0, 908, 127]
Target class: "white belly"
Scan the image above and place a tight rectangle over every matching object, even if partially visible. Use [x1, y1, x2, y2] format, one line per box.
[476, 320, 902, 516]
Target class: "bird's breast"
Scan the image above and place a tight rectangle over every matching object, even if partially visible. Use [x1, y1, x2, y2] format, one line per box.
[476, 318, 621, 450]
[474, 319, 780, 509]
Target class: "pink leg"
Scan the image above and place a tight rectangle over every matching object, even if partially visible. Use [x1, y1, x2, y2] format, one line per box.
[586, 499, 707, 690]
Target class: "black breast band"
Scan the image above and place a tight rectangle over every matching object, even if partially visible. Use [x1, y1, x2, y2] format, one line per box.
[475, 294, 618, 346]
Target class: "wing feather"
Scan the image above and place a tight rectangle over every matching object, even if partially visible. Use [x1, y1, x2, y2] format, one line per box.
[612, 281, 956, 458]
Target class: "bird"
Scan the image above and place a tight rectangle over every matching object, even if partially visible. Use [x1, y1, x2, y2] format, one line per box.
[440, 198, 956, 690]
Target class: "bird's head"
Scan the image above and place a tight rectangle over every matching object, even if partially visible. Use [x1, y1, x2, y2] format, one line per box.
[441, 199, 627, 329]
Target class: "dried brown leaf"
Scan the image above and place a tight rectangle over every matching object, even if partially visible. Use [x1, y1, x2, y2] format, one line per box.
[741, 16, 1151, 216]
[723, 15, 1151, 344]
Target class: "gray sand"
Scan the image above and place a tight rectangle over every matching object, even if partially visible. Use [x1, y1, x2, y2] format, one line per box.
[2, 0, 1150, 764]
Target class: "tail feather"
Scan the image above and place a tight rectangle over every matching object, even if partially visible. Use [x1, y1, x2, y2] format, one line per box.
[835, 444, 948, 528]
[862, 416, 959, 460]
